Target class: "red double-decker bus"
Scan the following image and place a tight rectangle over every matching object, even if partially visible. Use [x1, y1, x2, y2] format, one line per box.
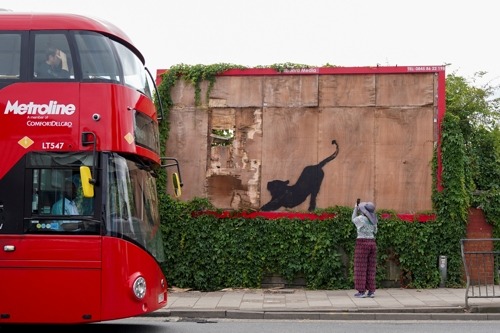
[0, 12, 181, 324]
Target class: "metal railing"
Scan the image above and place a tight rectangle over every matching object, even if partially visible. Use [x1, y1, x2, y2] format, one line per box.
[460, 238, 500, 308]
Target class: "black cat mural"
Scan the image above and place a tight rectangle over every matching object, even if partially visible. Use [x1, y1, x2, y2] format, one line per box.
[261, 140, 339, 212]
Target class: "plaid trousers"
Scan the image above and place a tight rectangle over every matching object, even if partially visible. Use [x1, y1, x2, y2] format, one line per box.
[354, 238, 377, 293]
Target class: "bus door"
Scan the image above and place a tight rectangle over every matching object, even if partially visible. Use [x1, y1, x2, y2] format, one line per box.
[0, 154, 103, 324]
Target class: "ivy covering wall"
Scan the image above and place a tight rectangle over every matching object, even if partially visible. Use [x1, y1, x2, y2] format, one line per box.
[156, 65, 500, 290]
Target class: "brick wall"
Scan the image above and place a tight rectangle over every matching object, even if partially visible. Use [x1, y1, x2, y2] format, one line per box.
[464, 208, 494, 284]
[467, 208, 493, 239]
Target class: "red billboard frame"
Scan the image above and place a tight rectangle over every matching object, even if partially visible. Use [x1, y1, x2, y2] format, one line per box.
[156, 65, 446, 221]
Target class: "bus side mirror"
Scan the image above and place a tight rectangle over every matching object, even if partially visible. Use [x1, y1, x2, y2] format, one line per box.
[172, 173, 182, 198]
[160, 157, 183, 198]
[80, 166, 95, 198]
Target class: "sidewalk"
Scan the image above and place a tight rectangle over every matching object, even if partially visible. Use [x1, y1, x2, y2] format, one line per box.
[143, 288, 500, 321]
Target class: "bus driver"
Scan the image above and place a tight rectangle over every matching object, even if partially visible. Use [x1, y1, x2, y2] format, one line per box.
[51, 179, 83, 231]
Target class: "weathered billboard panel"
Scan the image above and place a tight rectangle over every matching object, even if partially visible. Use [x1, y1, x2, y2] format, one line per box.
[162, 66, 445, 213]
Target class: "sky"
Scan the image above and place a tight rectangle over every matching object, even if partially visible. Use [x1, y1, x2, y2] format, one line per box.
[2, 0, 499, 91]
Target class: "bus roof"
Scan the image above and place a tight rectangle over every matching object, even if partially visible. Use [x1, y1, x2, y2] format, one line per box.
[0, 12, 144, 63]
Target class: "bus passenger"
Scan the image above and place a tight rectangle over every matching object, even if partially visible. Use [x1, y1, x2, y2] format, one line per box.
[36, 47, 70, 79]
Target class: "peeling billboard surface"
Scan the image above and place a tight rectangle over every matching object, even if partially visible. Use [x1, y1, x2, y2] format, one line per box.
[164, 69, 441, 213]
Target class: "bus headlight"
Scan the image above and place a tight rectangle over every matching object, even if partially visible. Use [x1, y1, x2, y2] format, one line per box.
[133, 276, 147, 300]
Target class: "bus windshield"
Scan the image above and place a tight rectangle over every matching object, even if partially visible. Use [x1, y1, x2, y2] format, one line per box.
[26, 152, 96, 233]
[106, 154, 164, 262]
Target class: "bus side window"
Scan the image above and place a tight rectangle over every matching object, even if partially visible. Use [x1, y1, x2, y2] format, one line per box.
[33, 32, 74, 80]
[0, 33, 21, 79]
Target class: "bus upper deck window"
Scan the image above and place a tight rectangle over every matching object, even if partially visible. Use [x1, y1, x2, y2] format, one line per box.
[33, 33, 75, 80]
[74, 32, 120, 83]
[113, 41, 151, 99]
[0, 33, 21, 79]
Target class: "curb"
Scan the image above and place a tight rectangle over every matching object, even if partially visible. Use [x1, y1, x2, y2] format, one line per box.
[471, 306, 500, 313]
[140, 307, 500, 321]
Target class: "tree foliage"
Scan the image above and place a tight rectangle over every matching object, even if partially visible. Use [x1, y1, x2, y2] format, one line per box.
[446, 71, 500, 142]
[445, 71, 500, 249]
[446, 72, 500, 190]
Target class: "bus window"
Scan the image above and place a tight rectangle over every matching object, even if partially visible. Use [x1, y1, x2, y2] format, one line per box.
[34, 169, 95, 216]
[33, 32, 74, 80]
[106, 154, 164, 261]
[74, 31, 120, 83]
[28, 168, 96, 233]
[26, 153, 97, 233]
[0, 33, 21, 79]
[31, 169, 68, 216]
[113, 41, 152, 100]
